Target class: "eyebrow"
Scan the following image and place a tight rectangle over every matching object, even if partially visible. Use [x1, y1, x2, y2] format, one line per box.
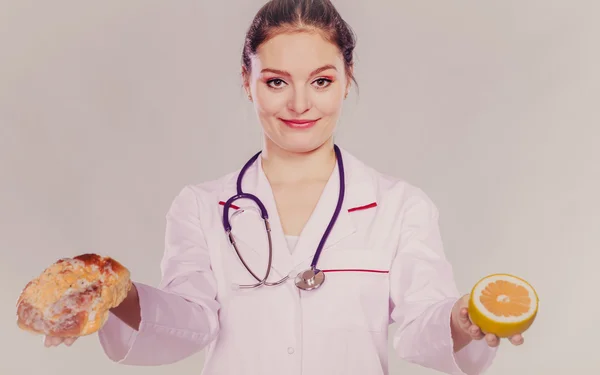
[260, 64, 337, 77]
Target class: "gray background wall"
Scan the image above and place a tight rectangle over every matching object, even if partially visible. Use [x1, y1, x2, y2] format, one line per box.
[1, 1, 598, 373]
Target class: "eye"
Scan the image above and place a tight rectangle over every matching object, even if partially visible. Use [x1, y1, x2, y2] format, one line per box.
[312, 78, 332, 89]
[266, 78, 287, 89]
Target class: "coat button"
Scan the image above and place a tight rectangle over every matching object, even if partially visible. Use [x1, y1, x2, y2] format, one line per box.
[287, 347, 295, 354]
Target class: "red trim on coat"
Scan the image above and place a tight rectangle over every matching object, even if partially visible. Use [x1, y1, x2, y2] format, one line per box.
[219, 201, 240, 210]
[322, 269, 389, 274]
[347, 202, 377, 212]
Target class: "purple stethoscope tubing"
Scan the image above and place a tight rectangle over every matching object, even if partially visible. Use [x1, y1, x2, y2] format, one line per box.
[221, 144, 346, 289]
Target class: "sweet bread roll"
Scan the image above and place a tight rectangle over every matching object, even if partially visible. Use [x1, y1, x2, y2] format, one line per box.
[16, 253, 132, 337]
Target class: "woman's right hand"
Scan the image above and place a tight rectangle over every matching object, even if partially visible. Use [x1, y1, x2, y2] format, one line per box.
[43, 336, 78, 347]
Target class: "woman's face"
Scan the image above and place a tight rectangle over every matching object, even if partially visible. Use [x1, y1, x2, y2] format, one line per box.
[244, 31, 350, 154]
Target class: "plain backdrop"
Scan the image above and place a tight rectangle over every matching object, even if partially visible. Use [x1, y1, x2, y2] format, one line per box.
[1, 0, 599, 374]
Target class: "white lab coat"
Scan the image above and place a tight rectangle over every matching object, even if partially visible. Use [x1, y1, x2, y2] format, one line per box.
[98, 147, 497, 374]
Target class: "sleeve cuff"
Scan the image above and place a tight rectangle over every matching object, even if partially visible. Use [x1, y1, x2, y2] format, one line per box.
[445, 299, 498, 375]
[452, 338, 498, 375]
[97, 282, 150, 363]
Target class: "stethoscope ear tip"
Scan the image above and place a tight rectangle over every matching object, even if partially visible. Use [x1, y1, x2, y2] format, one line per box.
[230, 283, 241, 291]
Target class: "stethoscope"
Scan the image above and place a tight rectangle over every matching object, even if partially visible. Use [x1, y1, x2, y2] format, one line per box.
[222, 145, 345, 291]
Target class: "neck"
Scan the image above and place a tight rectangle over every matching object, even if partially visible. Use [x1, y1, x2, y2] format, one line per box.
[261, 137, 336, 185]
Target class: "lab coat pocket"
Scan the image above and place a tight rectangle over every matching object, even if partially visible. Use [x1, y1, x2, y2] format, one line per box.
[301, 249, 392, 333]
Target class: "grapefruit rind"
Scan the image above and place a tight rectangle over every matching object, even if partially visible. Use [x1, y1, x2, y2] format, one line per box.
[468, 273, 538, 338]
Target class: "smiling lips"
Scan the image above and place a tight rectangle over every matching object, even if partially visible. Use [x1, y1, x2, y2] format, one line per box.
[280, 118, 320, 129]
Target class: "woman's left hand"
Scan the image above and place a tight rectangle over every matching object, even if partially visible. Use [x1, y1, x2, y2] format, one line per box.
[451, 294, 524, 349]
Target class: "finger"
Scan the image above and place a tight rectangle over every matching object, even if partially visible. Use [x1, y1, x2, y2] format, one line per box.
[63, 337, 77, 346]
[468, 325, 485, 340]
[509, 334, 524, 346]
[44, 336, 58, 347]
[458, 307, 471, 326]
[485, 333, 500, 347]
[51, 336, 64, 347]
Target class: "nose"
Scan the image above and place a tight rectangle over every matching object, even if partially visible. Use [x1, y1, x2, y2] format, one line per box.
[287, 87, 310, 114]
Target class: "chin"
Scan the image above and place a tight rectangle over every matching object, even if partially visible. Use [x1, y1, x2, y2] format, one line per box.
[262, 119, 336, 154]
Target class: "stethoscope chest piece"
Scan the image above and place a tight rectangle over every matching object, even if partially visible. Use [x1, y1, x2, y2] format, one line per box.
[294, 268, 325, 291]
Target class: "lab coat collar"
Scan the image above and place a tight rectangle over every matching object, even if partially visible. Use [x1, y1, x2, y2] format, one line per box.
[218, 146, 376, 279]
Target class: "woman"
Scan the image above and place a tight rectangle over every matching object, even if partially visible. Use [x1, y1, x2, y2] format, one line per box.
[44, 0, 524, 374]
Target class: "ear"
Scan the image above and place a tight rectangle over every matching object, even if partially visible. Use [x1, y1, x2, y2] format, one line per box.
[345, 65, 354, 98]
[241, 66, 251, 99]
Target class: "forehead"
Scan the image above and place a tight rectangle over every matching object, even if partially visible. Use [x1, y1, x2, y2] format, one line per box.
[253, 31, 343, 74]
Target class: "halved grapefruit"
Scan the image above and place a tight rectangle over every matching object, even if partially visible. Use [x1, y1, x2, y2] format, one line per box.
[468, 273, 539, 338]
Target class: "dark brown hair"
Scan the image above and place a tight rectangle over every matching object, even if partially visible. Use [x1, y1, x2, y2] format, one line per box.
[242, 0, 357, 86]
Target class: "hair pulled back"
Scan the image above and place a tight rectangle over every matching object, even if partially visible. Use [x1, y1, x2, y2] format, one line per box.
[242, 0, 357, 84]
